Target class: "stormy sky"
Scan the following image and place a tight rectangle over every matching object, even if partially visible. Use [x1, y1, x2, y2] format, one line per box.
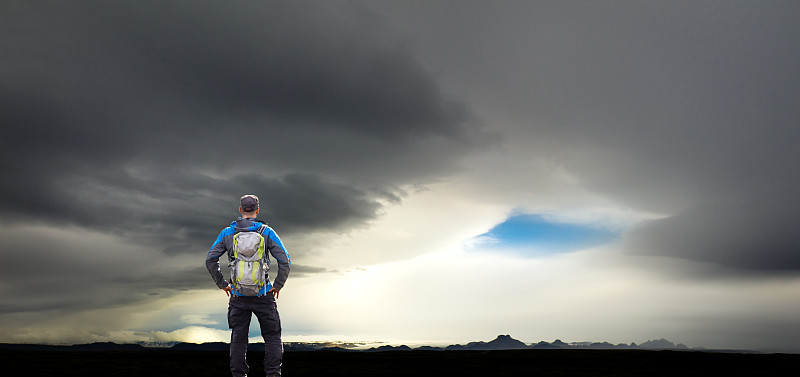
[2, 1, 799, 351]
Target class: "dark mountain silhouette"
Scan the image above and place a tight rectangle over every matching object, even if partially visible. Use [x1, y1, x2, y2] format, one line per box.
[414, 345, 444, 351]
[533, 338, 689, 350]
[3, 344, 795, 376]
[172, 342, 229, 351]
[72, 342, 146, 351]
[486, 334, 528, 349]
[445, 334, 528, 351]
[587, 342, 629, 349]
[284, 343, 323, 352]
[533, 340, 560, 349]
[366, 344, 412, 352]
[0, 336, 721, 353]
[640, 338, 688, 349]
[0, 342, 146, 352]
[319, 346, 357, 352]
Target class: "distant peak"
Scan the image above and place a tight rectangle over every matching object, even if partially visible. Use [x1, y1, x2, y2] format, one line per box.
[486, 334, 527, 349]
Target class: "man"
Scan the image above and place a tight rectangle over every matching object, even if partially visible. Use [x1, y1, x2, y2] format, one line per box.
[206, 194, 291, 377]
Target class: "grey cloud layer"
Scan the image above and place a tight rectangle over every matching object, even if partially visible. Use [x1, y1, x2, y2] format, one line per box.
[0, 1, 487, 321]
[532, 2, 800, 270]
[3, 0, 800, 346]
[379, 1, 800, 271]
[0, 2, 483, 244]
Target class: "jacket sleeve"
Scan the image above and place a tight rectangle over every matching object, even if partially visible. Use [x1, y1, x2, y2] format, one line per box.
[264, 228, 291, 290]
[205, 229, 230, 289]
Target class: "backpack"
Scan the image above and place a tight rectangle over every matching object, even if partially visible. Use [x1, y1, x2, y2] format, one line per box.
[229, 224, 268, 296]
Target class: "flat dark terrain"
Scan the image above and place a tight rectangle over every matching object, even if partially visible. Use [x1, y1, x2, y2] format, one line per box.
[1, 348, 797, 376]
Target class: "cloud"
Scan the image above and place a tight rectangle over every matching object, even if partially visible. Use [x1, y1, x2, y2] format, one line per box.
[0, 326, 232, 345]
[624, 200, 800, 270]
[0, 1, 491, 255]
[0, 225, 203, 314]
[0, 0, 484, 163]
[179, 315, 218, 326]
[376, 1, 800, 272]
[280, 245, 800, 351]
[3, 0, 800, 350]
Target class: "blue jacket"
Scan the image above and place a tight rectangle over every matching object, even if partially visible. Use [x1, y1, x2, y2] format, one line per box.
[206, 217, 291, 296]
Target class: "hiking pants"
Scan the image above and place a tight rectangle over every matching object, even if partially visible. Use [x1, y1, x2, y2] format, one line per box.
[228, 294, 282, 377]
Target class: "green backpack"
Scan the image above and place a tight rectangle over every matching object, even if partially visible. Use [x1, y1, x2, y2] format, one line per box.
[229, 227, 267, 296]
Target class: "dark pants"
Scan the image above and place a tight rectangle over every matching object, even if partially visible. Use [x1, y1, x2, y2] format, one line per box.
[228, 294, 282, 377]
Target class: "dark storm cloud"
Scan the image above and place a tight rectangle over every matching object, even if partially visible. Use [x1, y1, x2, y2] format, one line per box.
[0, 167, 395, 256]
[624, 200, 800, 270]
[0, 206, 333, 316]
[0, 225, 179, 314]
[0, 0, 491, 322]
[529, 1, 800, 271]
[1, 0, 474, 146]
[394, 1, 800, 271]
[0, 1, 484, 252]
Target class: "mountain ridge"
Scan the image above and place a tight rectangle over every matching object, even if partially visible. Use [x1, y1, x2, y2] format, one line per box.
[0, 335, 730, 352]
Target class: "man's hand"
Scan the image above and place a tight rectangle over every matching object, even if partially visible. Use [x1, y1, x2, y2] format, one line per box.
[269, 287, 280, 299]
[223, 284, 232, 297]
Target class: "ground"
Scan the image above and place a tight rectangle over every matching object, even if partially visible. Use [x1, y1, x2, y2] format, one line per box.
[1, 349, 796, 376]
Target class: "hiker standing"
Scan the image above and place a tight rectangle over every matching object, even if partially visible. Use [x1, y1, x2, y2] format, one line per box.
[206, 194, 291, 377]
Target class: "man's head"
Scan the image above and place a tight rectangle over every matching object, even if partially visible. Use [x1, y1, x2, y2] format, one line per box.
[239, 194, 259, 217]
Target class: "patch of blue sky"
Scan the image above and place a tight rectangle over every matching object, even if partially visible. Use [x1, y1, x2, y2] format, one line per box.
[476, 213, 620, 255]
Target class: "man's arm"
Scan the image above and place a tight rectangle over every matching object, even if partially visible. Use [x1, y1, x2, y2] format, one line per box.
[264, 227, 291, 294]
[206, 229, 232, 290]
